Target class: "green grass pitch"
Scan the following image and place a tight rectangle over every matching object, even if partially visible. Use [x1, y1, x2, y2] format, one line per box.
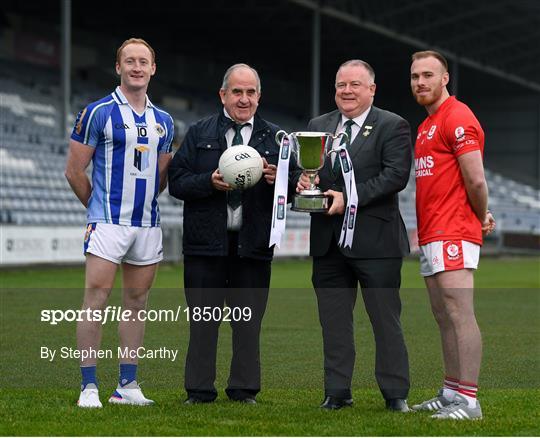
[1, 257, 539, 435]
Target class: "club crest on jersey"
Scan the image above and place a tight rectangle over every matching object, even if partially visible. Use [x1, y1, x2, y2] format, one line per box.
[455, 126, 465, 141]
[427, 125, 437, 140]
[134, 146, 150, 171]
[75, 108, 87, 135]
[154, 123, 165, 138]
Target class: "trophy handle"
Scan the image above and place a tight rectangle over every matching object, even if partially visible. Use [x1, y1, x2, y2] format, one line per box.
[326, 131, 348, 156]
[275, 130, 289, 145]
[333, 131, 348, 143]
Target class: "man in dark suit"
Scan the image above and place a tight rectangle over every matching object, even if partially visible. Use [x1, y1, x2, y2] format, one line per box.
[168, 63, 289, 405]
[298, 59, 412, 411]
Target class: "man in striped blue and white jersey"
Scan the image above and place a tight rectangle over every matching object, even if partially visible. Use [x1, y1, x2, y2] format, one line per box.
[65, 38, 174, 408]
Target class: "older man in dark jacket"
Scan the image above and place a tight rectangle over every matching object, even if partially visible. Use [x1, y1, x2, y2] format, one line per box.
[169, 63, 293, 404]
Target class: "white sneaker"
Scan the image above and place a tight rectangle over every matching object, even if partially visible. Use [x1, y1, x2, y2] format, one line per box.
[431, 394, 482, 420]
[77, 383, 102, 408]
[108, 381, 154, 406]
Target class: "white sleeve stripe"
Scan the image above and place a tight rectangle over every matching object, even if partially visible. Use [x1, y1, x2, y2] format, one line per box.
[83, 99, 115, 145]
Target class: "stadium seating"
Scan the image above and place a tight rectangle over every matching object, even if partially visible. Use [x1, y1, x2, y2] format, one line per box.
[1, 71, 538, 241]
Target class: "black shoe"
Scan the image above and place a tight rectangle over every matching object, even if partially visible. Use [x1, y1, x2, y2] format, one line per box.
[385, 398, 411, 412]
[320, 396, 353, 410]
[236, 397, 257, 405]
[184, 397, 213, 405]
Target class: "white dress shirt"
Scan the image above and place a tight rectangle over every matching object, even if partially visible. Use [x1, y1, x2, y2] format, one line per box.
[331, 107, 372, 165]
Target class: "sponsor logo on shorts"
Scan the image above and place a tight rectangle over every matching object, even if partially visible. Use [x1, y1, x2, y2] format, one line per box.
[432, 255, 441, 266]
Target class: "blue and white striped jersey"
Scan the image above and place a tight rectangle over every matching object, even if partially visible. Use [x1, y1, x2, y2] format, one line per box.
[71, 87, 174, 227]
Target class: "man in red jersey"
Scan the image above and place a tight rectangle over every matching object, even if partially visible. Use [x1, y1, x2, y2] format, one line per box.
[409, 50, 495, 420]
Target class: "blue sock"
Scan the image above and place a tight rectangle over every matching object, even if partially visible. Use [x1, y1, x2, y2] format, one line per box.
[119, 363, 137, 387]
[81, 365, 97, 390]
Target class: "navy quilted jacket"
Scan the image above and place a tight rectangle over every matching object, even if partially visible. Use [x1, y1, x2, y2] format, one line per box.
[168, 111, 293, 260]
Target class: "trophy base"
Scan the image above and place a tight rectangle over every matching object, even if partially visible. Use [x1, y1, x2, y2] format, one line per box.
[291, 193, 328, 213]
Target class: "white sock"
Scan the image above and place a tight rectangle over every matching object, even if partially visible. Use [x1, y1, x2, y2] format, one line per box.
[459, 393, 478, 408]
[458, 381, 479, 408]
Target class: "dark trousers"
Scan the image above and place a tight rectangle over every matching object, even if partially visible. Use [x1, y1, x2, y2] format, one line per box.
[312, 242, 410, 400]
[183, 233, 271, 401]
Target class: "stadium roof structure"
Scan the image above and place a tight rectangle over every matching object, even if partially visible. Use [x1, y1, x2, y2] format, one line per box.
[3, 0, 539, 91]
[2, 0, 539, 119]
[290, 0, 540, 92]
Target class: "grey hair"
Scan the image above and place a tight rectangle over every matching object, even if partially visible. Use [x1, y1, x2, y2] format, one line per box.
[221, 63, 261, 92]
[337, 59, 376, 84]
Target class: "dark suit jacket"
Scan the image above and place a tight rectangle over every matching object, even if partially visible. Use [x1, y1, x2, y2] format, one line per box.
[308, 107, 412, 259]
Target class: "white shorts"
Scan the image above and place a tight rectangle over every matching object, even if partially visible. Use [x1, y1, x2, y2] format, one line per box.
[419, 240, 480, 277]
[83, 223, 163, 265]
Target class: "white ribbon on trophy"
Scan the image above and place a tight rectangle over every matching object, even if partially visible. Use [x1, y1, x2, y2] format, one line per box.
[334, 147, 358, 249]
[269, 133, 292, 248]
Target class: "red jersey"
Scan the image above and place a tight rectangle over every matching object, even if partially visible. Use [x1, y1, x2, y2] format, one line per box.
[414, 96, 485, 246]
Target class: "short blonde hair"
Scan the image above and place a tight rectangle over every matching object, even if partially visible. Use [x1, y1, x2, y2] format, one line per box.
[116, 38, 155, 64]
[411, 50, 448, 72]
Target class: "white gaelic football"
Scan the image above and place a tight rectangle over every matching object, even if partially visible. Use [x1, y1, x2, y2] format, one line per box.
[218, 145, 263, 190]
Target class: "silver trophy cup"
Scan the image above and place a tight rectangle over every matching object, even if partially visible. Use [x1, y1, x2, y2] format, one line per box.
[275, 130, 347, 212]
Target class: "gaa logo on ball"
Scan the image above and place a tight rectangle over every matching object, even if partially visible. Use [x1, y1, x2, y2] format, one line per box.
[219, 145, 263, 190]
